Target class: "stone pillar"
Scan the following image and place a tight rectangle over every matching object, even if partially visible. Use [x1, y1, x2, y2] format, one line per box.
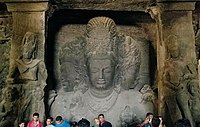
[4, 0, 49, 122]
[5, 0, 49, 78]
[154, 1, 196, 126]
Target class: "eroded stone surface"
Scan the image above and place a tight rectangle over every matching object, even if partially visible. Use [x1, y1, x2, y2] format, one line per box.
[49, 16, 153, 126]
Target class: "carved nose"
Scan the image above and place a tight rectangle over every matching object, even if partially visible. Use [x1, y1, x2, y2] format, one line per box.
[99, 68, 105, 79]
[98, 68, 106, 84]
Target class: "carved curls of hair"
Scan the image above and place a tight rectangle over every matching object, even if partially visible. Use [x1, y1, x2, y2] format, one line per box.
[86, 16, 117, 38]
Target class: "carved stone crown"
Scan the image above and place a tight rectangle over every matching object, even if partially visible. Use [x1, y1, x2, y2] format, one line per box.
[22, 32, 37, 49]
[22, 32, 38, 58]
[85, 17, 117, 59]
[86, 16, 116, 38]
[166, 35, 178, 51]
[86, 51, 117, 66]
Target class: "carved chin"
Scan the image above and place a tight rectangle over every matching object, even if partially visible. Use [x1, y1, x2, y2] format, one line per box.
[23, 54, 32, 59]
[94, 84, 106, 89]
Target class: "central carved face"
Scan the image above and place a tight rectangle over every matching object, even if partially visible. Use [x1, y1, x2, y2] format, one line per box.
[88, 57, 115, 90]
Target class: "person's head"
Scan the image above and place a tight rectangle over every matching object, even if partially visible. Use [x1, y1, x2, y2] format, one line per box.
[78, 118, 90, 127]
[22, 32, 37, 59]
[32, 113, 39, 122]
[151, 117, 161, 127]
[55, 116, 63, 125]
[46, 116, 54, 126]
[174, 118, 191, 127]
[98, 114, 105, 123]
[70, 121, 78, 127]
[19, 121, 25, 127]
[146, 112, 153, 119]
[93, 118, 100, 126]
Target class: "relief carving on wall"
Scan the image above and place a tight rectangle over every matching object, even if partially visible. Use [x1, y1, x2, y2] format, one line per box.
[193, 13, 200, 60]
[50, 16, 153, 126]
[188, 80, 200, 126]
[52, 0, 151, 11]
[7, 32, 47, 122]
[0, 15, 11, 92]
[162, 35, 199, 127]
[0, 86, 19, 127]
[0, 16, 11, 44]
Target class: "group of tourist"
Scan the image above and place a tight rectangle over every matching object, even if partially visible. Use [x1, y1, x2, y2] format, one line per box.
[18, 112, 193, 127]
[18, 113, 112, 127]
[138, 112, 192, 127]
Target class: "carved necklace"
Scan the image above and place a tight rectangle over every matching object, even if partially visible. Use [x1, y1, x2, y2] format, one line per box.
[85, 88, 118, 114]
[22, 58, 33, 65]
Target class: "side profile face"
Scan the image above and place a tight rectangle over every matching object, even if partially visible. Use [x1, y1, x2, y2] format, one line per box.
[60, 62, 77, 92]
[88, 58, 115, 90]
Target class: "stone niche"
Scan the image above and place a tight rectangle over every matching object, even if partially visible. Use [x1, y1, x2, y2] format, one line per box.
[46, 9, 157, 126]
[1, 0, 200, 127]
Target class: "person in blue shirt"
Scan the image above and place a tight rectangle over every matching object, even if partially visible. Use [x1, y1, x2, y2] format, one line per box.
[55, 116, 70, 127]
[46, 116, 55, 127]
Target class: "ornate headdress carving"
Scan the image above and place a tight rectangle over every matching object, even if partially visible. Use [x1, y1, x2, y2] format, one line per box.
[166, 35, 178, 52]
[22, 32, 38, 58]
[86, 16, 116, 38]
[22, 32, 37, 48]
[85, 17, 117, 58]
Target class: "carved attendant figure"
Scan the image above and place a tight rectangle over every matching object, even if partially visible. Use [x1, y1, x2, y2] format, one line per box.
[162, 36, 195, 127]
[16, 32, 47, 82]
[0, 87, 19, 127]
[188, 80, 200, 127]
[8, 32, 47, 121]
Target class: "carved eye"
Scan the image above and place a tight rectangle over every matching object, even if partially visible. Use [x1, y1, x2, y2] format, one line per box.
[90, 67, 99, 73]
[104, 67, 111, 73]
